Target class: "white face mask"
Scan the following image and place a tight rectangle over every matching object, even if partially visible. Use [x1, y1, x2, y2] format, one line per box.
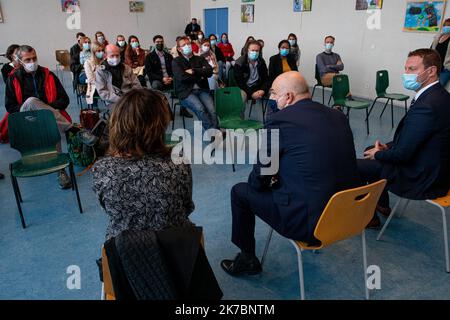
[107, 57, 120, 67]
[201, 45, 210, 53]
[22, 60, 38, 73]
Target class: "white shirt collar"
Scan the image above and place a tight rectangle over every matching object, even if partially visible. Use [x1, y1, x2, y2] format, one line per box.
[415, 81, 439, 101]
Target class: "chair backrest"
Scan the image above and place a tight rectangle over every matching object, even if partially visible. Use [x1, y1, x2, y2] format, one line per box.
[214, 87, 245, 120]
[331, 74, 350, 106]
[55, 50, 70, 70]
[313, 179, 387, 248]
[315, 64, 323, 85]
[375, 70, 389, 96]
[8, 110, 61, 157]
[227, 67, 238, 87]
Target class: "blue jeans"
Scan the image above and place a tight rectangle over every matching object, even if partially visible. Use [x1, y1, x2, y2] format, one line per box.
[181, 89, 218, 130]
[440, 69, 450, 87]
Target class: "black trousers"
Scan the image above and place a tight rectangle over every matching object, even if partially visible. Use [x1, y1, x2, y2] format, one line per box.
[357, 159, 390, 209]
[231, 182, 284, 256]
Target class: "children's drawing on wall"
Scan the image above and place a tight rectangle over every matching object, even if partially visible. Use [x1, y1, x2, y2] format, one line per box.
[403, 0, 447, 32]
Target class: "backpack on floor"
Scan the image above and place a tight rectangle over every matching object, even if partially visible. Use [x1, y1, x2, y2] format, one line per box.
[67, 130, 96, 167]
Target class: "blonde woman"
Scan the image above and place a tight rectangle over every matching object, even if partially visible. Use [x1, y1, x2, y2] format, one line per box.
[84, 41, 104, 106]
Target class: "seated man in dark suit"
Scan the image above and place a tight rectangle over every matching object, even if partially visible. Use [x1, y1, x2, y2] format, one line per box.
[221, 71, 361, 276]
[359, 48, 450, 228]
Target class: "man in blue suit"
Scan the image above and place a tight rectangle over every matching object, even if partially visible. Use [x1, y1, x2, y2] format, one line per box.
[360, 48, 450, 228]
[221, 72, 361, 276]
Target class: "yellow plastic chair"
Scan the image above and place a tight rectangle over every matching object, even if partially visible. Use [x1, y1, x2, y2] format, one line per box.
[261, 179, 387, 300]
[377, 193, 450, 273]
[101, 247, 116, 300]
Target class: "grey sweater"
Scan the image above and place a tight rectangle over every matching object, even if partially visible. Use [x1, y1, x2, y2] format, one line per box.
[316, 52, 344, 77]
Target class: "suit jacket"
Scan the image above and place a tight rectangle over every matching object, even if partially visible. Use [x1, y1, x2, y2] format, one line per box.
[375, 83, 450, 200]
[249, 99, 361, 243]
[234, 55, 269, 97]
[145, 50, 174, 83]
[268, 53, 298, 87]
[172, 55, 213, 100]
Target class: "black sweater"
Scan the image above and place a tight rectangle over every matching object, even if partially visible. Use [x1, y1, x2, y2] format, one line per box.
[172, 55, 213, 100]
[5, 66, 69, 114]
[145, 50, 174, 82]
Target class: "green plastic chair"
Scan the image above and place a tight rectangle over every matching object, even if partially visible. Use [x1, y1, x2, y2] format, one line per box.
[165, 133, 182, 147]
[8, 110, 83, 228]
[215, 87, 263, 172]
[311, 64, 332, 105]
[331, 74, 371, 134]
[368, 70, 409, 129]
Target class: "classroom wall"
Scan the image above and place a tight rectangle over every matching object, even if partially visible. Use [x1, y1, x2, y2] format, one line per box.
[191, 0, 450, 100]
[0, 0, 191, 69]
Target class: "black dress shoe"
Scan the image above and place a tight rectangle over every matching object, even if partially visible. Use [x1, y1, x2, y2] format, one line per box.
[376, 204, 392, 218]
[366, 214, 381, 229]
[180, 108, 193, 118]
[221, 253, 262, 276]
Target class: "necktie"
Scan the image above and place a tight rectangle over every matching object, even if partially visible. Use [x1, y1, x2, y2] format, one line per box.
[410, 98, 416, 108]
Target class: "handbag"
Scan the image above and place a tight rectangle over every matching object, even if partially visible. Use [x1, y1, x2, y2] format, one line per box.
[80, 107, 100, 131]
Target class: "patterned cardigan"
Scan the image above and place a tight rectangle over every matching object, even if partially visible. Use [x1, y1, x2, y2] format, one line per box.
[92, 154, 195, 241]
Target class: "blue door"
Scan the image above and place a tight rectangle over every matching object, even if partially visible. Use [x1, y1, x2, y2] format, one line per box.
[204, 8, 228, 39]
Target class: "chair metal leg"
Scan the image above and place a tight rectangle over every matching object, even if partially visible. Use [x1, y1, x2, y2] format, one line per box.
[404, 100, 408, 115]
[365, 107, 370, 135]
[228, 131, 235, 172]
[390, 99, 394, 128]
[379, 99, 389, 118]
[368, 97, 379, 117]
[426, 200, 450, 273]
[311, 85, 317, 100]
[10, 167, 26, 229]
[69, 163, 83, 214]
[362, 230, 370, 300]
[377, 198, 402, 241]
[322, 87, 325, 105]
[260, 228, 274, 267]
[12, 175, 23, 203]
[101, 283, 105, 300]
[397, 199, 410, 218]
[290, 240, 305, 300]
[172, 103, 177, 130]
[327, 93, 332, 106]
[248, 100, 255, 118]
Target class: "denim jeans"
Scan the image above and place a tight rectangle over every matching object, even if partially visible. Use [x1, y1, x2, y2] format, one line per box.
[181, 89, 218, 130]
[440, 69, 450, 87]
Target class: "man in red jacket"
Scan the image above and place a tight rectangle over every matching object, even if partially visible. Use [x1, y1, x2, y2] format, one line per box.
[4, 45, 88, 189]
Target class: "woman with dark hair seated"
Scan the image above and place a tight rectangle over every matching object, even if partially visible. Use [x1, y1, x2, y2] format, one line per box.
[92, 88, 195, 241]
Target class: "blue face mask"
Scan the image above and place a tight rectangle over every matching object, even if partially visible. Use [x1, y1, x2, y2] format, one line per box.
[82, 43, 90, 51]
[248, 51, 259, 61]
[280, 48, 289, 57]
[325, 43, 334, 52]
[131, 42, 140, 49]
[443, 26, 450, 34]
[288, 39, 296, 46]
[95, 52, 104, 59]
[210, 39, 217, 46]
[222, 38, 228, 44]
[402, 73, 423, 91]
[182, 45, 193, 56]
